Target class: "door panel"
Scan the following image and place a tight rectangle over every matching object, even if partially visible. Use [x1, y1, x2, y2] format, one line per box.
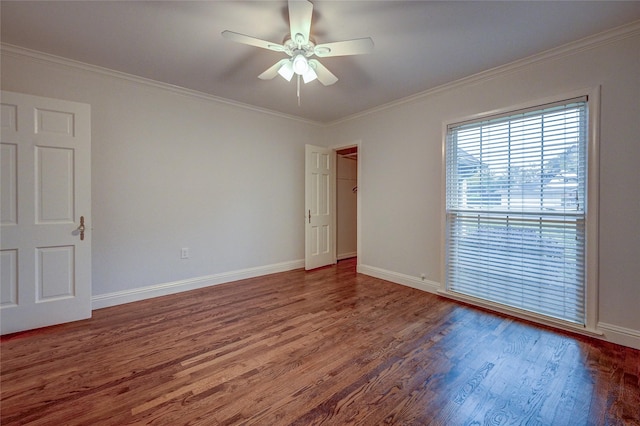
[1, 249, 18, 307]
[36, 146, 75, 223]
[1, 142, 18, 225]
[305, 144, 335, 270]
[0, 91, 91, 335]
[37, 246, 75, 301]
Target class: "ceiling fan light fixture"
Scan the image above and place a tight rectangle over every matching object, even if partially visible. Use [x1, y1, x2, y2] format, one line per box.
[302, 67, 317, 83]
[292, 53, 309, 75]
[278, 61, 294, 81]
[223, 0, 374, 96]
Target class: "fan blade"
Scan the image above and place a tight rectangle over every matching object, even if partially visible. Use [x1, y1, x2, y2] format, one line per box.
[288, 0, 313, 45]
[258, 59, 290, 80]
[314, 38, 374, 57]
[221, 30, 284, 52]
[309, 60, 338, 86]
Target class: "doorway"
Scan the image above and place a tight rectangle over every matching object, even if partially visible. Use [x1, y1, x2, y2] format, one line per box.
[335, 145, 358, 262]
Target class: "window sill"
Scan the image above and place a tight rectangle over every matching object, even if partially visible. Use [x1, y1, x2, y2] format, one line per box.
[437, 289, 603, 339]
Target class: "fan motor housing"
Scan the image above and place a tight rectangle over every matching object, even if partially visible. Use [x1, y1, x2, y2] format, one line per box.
[283, 36, 315, 57]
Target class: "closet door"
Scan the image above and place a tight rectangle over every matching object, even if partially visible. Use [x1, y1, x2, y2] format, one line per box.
[305, 144, 335, 270]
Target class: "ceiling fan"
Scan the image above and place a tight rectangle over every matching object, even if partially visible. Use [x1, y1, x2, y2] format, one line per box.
[222, 0, 374, 103]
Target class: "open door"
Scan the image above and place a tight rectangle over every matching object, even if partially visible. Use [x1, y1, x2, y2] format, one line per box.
[1, 91, 91, 334]
[305, 144, 335, 270]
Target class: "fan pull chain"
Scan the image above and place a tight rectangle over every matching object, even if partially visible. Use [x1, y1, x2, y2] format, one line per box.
[297, 75, 301, 107]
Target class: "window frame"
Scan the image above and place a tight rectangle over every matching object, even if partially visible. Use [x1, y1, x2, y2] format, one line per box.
[440, 87, 600, 336]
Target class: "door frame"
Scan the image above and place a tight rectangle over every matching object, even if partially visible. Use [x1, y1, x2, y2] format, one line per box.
[330, 140, 361, 270]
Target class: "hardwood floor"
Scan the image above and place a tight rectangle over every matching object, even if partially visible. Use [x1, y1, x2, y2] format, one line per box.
[1, 258, 638, 425]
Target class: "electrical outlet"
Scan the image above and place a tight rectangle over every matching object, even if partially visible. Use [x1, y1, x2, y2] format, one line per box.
[180, 248, 189, 259]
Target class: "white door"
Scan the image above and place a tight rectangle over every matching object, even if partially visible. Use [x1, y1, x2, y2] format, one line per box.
[305, 144, 335, 270]
[1, 91, 91, 335]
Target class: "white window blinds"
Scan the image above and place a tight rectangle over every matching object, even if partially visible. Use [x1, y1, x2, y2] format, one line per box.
[445, 98, 587, 325]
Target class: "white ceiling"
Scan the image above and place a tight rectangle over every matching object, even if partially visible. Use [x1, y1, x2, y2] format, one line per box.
[2, 1, 639, 124]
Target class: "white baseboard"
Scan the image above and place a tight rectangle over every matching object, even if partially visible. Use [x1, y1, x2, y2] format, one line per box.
[92, 259, 304, 310]
[357, 264, 640, 350]
[357, 264, 440, 294]
[337, 251, 357, 261]
[597, 322, 640, 350]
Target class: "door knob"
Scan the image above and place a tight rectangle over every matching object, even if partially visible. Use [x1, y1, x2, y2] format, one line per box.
[78, 216, 86, 241]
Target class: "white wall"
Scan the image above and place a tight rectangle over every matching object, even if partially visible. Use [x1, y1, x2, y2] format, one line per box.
[1, 48, 322, 303]
[323, 28, 640, 348]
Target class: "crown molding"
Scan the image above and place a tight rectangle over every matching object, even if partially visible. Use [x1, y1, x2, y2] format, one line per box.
[327, 19, 640, 127]
[2, 19, 638, 128]
[0, 43, 324, 127]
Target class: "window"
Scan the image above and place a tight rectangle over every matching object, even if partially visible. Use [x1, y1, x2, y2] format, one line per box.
[445, 98, 588, 325]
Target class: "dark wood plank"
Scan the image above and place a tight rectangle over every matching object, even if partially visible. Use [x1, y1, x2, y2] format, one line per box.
[1, 259, 638, 425]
